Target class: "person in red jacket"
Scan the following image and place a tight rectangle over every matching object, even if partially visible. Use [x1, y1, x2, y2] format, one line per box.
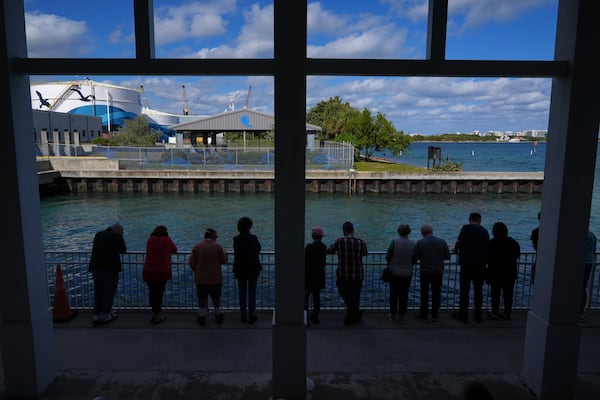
[143, 225, 178, 325]
[190, 228, 228, 326]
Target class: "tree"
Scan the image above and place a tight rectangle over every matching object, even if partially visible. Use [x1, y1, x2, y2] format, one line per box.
[111, 115, 159, 146]
[306, 96, 359, 140]
[344, 109, 411, 161]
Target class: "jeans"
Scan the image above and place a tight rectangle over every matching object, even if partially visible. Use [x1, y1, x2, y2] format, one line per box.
[458, 265, 485, 318]
[419, 272, 443, 318]
[336, 277, 362, 318]
[92, 269, 119, 316]
[237, 277, 258, 317]
[389, 276, 411, 316]
[490, 278, 515, 316]
[304, 288, 321, 316]
[146, 280, 167, 313]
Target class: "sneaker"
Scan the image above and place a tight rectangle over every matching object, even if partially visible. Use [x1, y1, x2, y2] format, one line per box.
[500, 313, 511, 321]
[389, 313, 397, 322]
[197, 316, 206, 326]
[398, 315, 407, 324]
[452, 312, 468, 323]
[248, 315, 258, 325]
[430, 316, 439, 322]
[92, 314, 102, 326]
[309, 314, 320, 325]
[100, 313, 115, 324]
[487, 311, 499, 321]
[215, 313, 225, 325]
[415, 313, 428, 320]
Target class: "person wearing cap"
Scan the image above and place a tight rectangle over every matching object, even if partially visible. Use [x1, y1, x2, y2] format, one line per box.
[328, 221, 368, 325]
[305, 226, 327, 326]
[190, 228, 228, 326]
[88, 222, 127, 326]
[143, 225, 178, 325]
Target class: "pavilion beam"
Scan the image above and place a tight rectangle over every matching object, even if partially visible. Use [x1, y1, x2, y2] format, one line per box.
[522, 0, 600, 398]
[272, 0, 308, 399]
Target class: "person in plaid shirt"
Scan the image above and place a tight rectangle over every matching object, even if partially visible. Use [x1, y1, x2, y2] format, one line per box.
[328, 221, 368, 325]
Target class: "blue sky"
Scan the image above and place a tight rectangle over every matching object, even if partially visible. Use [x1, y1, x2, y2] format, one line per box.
[24, 0, 558, 134]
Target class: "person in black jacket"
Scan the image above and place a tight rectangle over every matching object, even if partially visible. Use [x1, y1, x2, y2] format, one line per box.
[233, 216, 262, 324]
[453, 212, 489, 323]
[486, 222, 521, 321]
[305, 226, 327, 326]
[89, 223, 126, 326]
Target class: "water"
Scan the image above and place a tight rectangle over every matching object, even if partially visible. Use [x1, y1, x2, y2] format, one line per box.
[381, 141, 546, 172]
[40, 141, 598, 253]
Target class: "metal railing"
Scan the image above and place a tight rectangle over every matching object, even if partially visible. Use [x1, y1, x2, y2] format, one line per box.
[44, 251, 600, 312]
[35, 141, 355, 170]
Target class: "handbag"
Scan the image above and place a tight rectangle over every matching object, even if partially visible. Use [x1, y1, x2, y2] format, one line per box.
[380, 266, 392, 283]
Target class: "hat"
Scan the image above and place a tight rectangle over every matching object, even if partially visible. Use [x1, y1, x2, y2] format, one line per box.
[342, 221, 354, 232]
[311, 226, 326, 237]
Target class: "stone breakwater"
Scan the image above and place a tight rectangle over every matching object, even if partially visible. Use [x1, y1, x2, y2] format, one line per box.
[38, 158, 543, 195]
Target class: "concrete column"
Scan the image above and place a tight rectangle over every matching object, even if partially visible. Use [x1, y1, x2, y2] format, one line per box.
[64, 129, 71, 156]
[73, 129, 80, 146]
[52, 129, 60, 156]
[40, 129, 49, 156]
[522, 1, 600, 398]
[272, 1, 308, 399]
[0, 1, 57, 396]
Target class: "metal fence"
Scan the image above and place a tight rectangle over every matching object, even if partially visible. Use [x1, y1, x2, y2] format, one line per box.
[44, 250, 600, 312]
[35, 141, 355, 170]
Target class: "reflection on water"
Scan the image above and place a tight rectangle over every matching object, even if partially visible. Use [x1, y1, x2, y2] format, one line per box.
[41, 192, 542, 252]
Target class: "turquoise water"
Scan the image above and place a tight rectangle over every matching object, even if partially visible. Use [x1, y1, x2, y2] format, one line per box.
[382, 141, 546, 172]
[39, 142, 598, 253]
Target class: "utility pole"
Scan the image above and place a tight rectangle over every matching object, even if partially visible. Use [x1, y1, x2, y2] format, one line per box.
[182, 84, 189, 115]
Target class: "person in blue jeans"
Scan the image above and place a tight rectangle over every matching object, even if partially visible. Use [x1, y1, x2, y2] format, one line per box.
[233, 216, 262, 324]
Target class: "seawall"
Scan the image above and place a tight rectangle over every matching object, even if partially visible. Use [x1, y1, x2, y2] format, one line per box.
[37, 158, 543, 195]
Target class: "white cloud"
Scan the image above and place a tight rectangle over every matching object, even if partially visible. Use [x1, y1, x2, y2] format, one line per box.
[381, 0, 552, 32]
[153, 0, 237, 45]
[25, 11, 93, 57]
[308, 24, 408, 58]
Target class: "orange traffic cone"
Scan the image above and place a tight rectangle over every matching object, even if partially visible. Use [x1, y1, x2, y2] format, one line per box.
[52, 264, 78, 322]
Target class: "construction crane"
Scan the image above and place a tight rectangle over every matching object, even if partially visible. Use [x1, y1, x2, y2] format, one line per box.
[182, 84, 189, 115]
[243, 85, 252, 109]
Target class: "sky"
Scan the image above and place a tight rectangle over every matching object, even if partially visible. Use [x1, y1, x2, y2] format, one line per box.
[23, 0, 559, 135]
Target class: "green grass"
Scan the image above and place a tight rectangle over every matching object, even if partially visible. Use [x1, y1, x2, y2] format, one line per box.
[353, 161, 427, 173]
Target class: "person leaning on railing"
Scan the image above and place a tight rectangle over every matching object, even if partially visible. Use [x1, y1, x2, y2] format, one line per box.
[414, 224, 450, 322]
[143, 225, 178, 325]
[327, 221, 368, 325]
[88, 222, 126, 326]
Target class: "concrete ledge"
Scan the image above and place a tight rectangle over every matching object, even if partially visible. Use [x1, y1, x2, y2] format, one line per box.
[38, 159, 544, 194]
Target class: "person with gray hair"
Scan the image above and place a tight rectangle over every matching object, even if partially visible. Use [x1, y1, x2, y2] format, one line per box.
[414, 224, 450, 321]
[88, 222, 127, 326]
[385, 224, 416, 323]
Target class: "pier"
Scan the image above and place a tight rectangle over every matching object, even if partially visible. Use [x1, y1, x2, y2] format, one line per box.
[37, 158, 543, 195]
